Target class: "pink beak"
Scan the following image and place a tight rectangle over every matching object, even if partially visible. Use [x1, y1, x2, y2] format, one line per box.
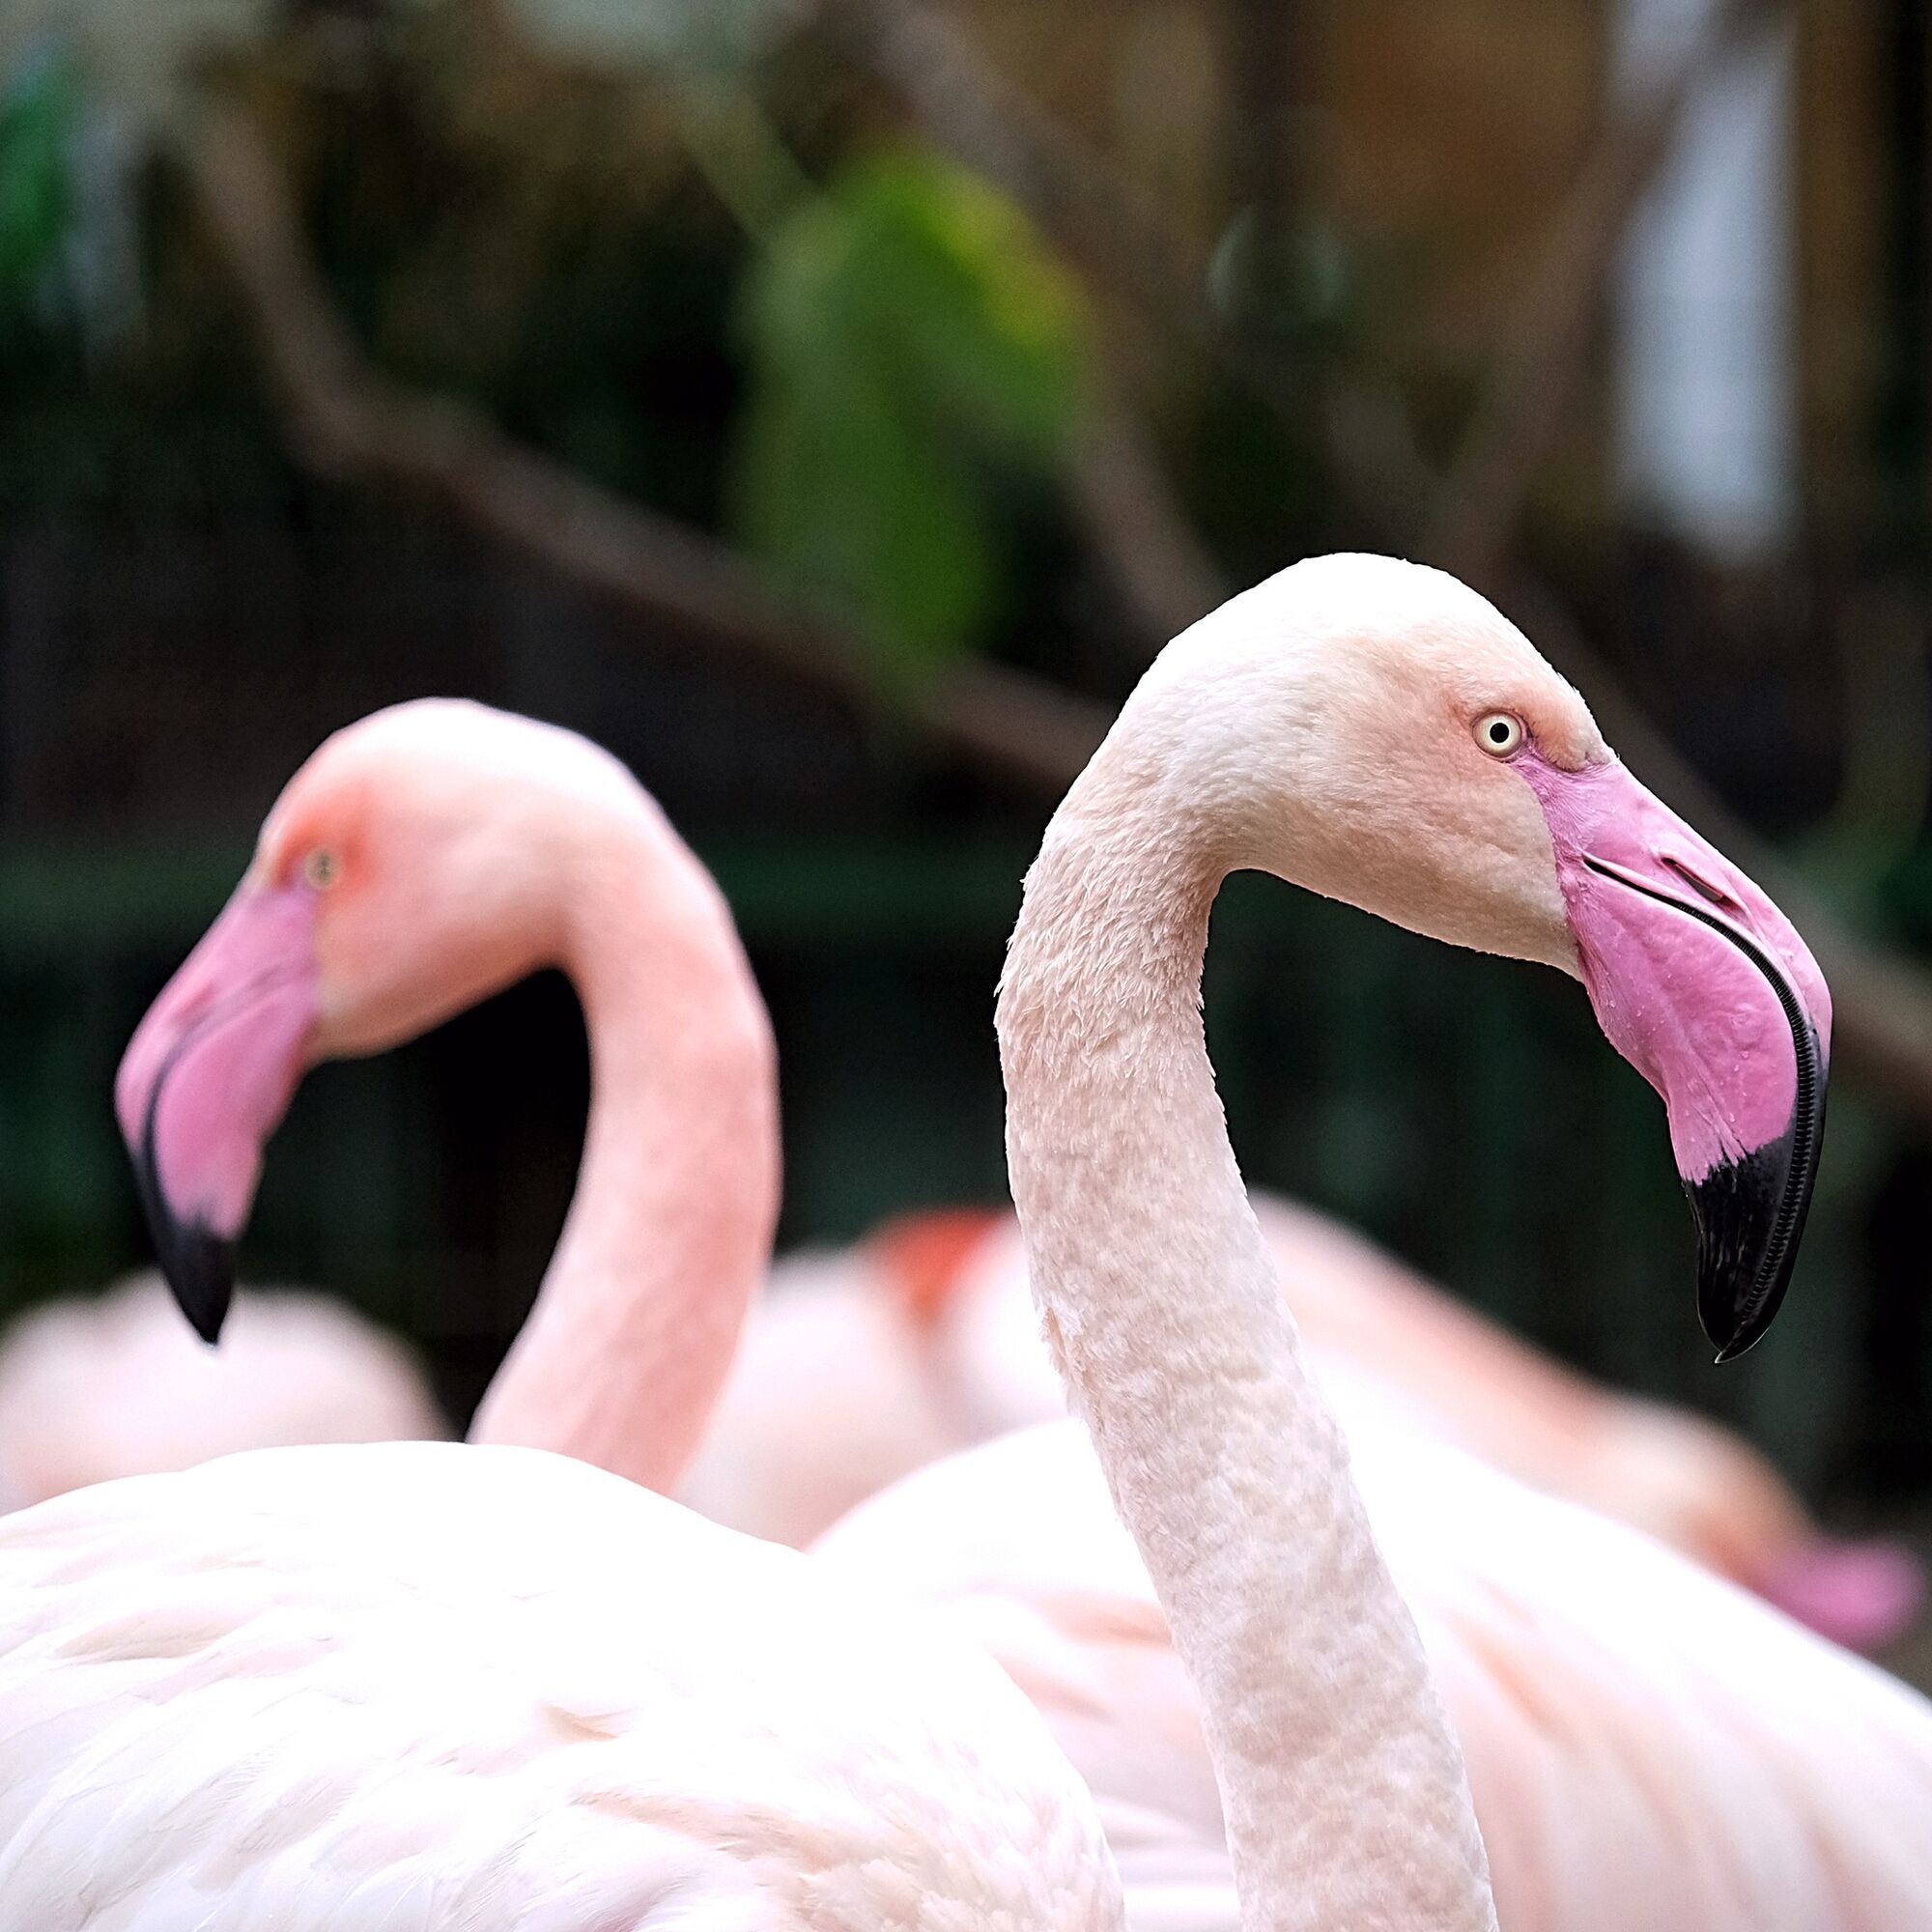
[115, 882, 320, 1342]
[1520, 755, 1832, 1360]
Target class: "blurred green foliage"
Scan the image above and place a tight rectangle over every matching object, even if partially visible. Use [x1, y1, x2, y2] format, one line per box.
[0, 47, 72, 312]
[732, 150, 1092, 685]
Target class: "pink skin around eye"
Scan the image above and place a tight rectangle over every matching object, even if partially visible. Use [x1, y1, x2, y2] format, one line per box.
[1511, 752, 1831, 1187]
[115, 882, 322, 1240]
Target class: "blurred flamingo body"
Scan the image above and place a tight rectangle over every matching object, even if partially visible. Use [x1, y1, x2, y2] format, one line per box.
[911, 1198, 1922, 1649]
[0, 1275, 446, 1512]
[0, 701, 1122, 1930]
[674, 1244, 965, 1547]
[693, 1201, 1921, 1651]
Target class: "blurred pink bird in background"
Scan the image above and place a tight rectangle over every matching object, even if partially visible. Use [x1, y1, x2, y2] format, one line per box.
[0, 1275, 445, 1513]
[688, 1195, 1923, 1652]
[112, 699, 781, 1497]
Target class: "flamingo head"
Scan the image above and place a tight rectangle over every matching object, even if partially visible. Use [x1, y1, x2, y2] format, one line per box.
[1150, 555, 1831, 1361]
[116, 699, 644, 1342]
[869, 1208, 1008, 1325]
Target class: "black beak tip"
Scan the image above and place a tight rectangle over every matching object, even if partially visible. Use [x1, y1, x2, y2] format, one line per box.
[132, 1123, 235, 1346]
[163, 1227, 237, 1346]
[1709, 1321, 1774, 1367]
[1687, 1118, 1818, 1367]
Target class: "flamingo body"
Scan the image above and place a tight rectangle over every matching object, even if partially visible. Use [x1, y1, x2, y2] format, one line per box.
[676, 1250, 962, 1548]
[0, 1441, 1120, 1930]
[815, 1412, 1932, 1930]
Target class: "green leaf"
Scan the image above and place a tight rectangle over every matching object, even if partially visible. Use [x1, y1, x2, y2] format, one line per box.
[0, 47, 75, 302]
[730, 149, 1091, 687]
[736, 349, 992, 686]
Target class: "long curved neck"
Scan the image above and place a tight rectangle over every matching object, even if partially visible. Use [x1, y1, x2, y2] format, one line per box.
[469, 801, 780, 1494]
[998, 752, 1496, 1932]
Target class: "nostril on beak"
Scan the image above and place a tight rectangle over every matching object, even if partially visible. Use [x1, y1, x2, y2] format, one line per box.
[1660, 855, 1741, 914]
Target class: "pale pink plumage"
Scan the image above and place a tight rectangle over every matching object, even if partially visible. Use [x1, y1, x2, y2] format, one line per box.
[818, 1408, 1932, 1930]
[0, 1442, 1115, 1931]
[675, 1247, 965, 1548]
[916, 1200, 1924, 1649]
[0, 701, 1122, 1931]
[0, 1275, 446, 1512]
[691, 1199, 1923, 1652]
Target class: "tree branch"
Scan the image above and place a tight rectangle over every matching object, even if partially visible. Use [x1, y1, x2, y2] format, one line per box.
[1067, 394, 1228, 643]
[178, 100, 1108, 796]
[818, 0, 1316, 433]
[1427, 0, 1790, 575]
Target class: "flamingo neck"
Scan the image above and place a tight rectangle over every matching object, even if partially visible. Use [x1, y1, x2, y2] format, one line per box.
[469, 801, 780, 1494]
[998, 754, 1496, 1932]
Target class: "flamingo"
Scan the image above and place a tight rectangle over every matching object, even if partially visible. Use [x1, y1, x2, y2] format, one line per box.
[674, 1241, 969, 1547]
[810, 1195, 1922, 1649]
[7, 556, 1917, 1917]
[0, 1276, 446, 1513]
[0, 699, 1122, 1928]
[684, 1200, 1922, 1654]
[806, 554, 1932, 1929]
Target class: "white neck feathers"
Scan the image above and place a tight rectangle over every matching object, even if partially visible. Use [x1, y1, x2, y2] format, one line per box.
[999, 746, 1496, 1932]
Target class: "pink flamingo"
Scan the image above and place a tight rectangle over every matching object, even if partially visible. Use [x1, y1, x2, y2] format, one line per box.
[0, 700, 1122, 1927]
[686, 1199, 1921, 1652]
[7, 564, 1917, 1924]
[799, 1195, 1920, 1648]
[675, 1240, 969, 1546]
[811, 555, 1932, 1929]
[0, 1275, 445, 1512]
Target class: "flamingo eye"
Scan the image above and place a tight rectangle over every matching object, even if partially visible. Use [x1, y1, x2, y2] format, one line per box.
[1474, 713, 1523, 757]
[302, 848, 339, 891]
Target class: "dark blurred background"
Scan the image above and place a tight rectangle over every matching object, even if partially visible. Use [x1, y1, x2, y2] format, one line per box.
[0, 0, 1928, 1562]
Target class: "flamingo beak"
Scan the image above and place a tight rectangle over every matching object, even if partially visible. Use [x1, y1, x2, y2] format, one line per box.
[1520, 757, 1831, 1361]
[114, 882, 320, 1343]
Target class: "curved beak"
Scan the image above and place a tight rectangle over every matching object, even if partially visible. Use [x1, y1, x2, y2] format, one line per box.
[1522, 757, 1831, 1361]
[114, 882, 320, 1343]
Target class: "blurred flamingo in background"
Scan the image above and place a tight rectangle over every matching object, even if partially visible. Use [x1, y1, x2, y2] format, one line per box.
[673, 1237, 968, 1546]
[0, 1275, 445, 1513]
[931, 1197, 1921, 1649]
[687, 1195, 1922, 1651]
[0, 698, 1122, 1927]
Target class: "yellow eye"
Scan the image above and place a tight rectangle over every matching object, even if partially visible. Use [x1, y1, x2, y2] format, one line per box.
[1474, 713, 1523, 757]
[302, 848, 339, 891]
